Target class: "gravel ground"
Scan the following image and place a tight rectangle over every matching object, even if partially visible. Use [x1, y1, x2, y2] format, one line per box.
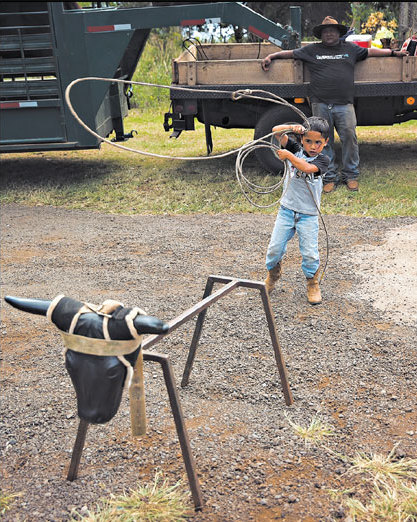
[1, 203, 417, 521]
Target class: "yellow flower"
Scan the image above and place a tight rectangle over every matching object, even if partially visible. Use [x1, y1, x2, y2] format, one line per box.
[361, 11, 398, 36]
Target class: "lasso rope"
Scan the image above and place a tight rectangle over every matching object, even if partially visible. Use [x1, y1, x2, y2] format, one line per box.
[65, 77, 328, 279]
[65, 77, 306, 160]
[65, 78, 310, 206]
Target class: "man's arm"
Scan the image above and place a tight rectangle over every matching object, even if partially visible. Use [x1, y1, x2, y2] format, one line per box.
[367, 48, 409, 57]
[262, 50, 295, 71]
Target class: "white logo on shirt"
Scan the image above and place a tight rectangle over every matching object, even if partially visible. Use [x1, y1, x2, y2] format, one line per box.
[316, 53, 350, 60]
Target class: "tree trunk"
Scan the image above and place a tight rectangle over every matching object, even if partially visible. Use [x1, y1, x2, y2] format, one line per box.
[399, 2, 417, 42]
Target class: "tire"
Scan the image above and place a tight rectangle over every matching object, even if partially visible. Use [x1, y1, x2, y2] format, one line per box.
[254, 105, 307, 175]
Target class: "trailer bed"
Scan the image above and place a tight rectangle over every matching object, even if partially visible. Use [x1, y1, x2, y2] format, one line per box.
[173, 42, 417, 86]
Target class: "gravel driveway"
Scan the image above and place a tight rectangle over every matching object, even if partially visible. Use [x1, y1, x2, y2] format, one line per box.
[1, 204, 416, 521]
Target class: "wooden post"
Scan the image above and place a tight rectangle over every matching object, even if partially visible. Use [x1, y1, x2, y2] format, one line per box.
[402, 56, 413, 82]
[293, 59, 303, 84]
[187, 61, 197, 86]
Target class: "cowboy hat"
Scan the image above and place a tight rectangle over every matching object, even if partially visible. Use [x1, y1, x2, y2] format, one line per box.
[313, 16, 348, 39]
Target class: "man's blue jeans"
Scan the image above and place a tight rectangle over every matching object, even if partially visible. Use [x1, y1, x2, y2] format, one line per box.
[311, 102, 359, 183]
[266, 206, 319, 279]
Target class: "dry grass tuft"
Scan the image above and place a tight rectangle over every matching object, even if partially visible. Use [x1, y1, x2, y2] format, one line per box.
[344, 479, 417, 521]
[350, 447, 417, 482]
[334, 447, 417, 521]
[0, 490, 21, 515]
[285, 413, 335, 445]
[71, 472, 192, 522]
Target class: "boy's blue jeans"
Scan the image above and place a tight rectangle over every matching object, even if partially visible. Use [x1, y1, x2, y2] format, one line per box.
[266, 206, 319, 279]
[311, 102, 359, 183]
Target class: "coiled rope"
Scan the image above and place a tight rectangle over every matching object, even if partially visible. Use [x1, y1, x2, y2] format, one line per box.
[65, 77, 328, 279]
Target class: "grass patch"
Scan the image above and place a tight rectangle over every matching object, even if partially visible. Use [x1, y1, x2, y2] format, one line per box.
[333, 447, 417, 521]
[344, 479, 417, 521]
[350, 448, 417, 482]
[283, 417, 417, 520]
[0, 490, 21, 516]
[71, 472, 192, 522]
[285, 414, 335, 445]
[130, 28, 183, 111]
[1, 114, 416, 218]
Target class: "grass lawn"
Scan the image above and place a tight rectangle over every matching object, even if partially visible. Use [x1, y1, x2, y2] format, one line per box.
[1, 111, 416, 218]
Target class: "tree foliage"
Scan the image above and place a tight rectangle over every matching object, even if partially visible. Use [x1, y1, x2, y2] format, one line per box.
[244, 2, 409, 40]
[350, 2, 399, 35]
[246, 2, 352, 40]
[130, 27, 182, 109]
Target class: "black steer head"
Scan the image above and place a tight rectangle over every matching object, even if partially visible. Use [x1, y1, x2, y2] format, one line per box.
[5, 295, 169, 425]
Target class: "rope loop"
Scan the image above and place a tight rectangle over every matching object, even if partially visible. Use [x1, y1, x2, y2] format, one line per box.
[64, 76, 308, 207]
[231, 88, 253, 101]
[65, 76, 329, 280]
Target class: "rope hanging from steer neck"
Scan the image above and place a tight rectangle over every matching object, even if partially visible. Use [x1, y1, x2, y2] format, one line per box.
[65, 77, 328, 279]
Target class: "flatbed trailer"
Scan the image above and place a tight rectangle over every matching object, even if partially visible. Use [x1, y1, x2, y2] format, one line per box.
[166, 42, 417, 172]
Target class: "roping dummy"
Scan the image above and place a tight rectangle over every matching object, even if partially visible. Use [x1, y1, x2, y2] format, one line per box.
[5, 295, 169, 433]
[5, 294, 204, 511]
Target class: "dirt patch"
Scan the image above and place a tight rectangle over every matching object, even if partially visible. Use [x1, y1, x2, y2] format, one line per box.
[347, 222, 417, 327]
[1, 204, 416, 521]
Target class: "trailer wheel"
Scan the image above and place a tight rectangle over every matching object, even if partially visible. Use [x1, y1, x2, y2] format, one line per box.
[254, 106, 306, 175]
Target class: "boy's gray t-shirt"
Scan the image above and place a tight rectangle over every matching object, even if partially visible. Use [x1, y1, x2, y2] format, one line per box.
[280, 137, 329, 216]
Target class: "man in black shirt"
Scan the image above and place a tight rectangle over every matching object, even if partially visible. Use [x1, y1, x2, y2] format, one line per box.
[262, 16, 409, 192]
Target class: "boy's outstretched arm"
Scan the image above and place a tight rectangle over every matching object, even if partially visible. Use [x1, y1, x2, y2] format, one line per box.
[272, 124, 305, 148]
[277, 149, 319, 175]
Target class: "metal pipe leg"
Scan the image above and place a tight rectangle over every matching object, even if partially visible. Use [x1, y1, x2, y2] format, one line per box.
[259, 286, 293, 406]
[181, 277, 215, 387]
[67, 418, 89, 481]
[144, 352, 203, 511]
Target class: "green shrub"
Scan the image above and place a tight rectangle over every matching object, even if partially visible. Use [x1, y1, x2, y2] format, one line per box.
[130, 28, 183, 110]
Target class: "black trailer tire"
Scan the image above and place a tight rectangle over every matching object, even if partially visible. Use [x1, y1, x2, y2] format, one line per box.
[254, 106, 306, 175]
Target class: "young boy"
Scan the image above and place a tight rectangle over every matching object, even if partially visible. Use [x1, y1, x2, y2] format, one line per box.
[265, 116, 330, 305]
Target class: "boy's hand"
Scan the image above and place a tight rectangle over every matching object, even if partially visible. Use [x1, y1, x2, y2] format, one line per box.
[290, 125, 305, 134]
[276, 149, 291, 160]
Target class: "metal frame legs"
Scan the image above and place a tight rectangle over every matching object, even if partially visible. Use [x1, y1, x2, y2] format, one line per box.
[66, 350, 203, 511]
[66, 274, 292, 512]
[143, 351, 203, 510]
[143, 275, 293, 406]
[180, 276, 293, 406]
[67, 418, 89, 482]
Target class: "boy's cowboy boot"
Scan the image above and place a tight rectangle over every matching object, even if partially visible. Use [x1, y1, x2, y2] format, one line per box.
[264, 262, 282, 294]
[306, 269, 322, 305]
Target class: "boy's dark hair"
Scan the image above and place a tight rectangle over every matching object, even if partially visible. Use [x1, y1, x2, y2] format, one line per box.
[306, 116, 330, 139]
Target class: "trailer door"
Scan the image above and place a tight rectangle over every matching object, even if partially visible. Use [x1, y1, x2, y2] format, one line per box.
[0, 2, 67, 150]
